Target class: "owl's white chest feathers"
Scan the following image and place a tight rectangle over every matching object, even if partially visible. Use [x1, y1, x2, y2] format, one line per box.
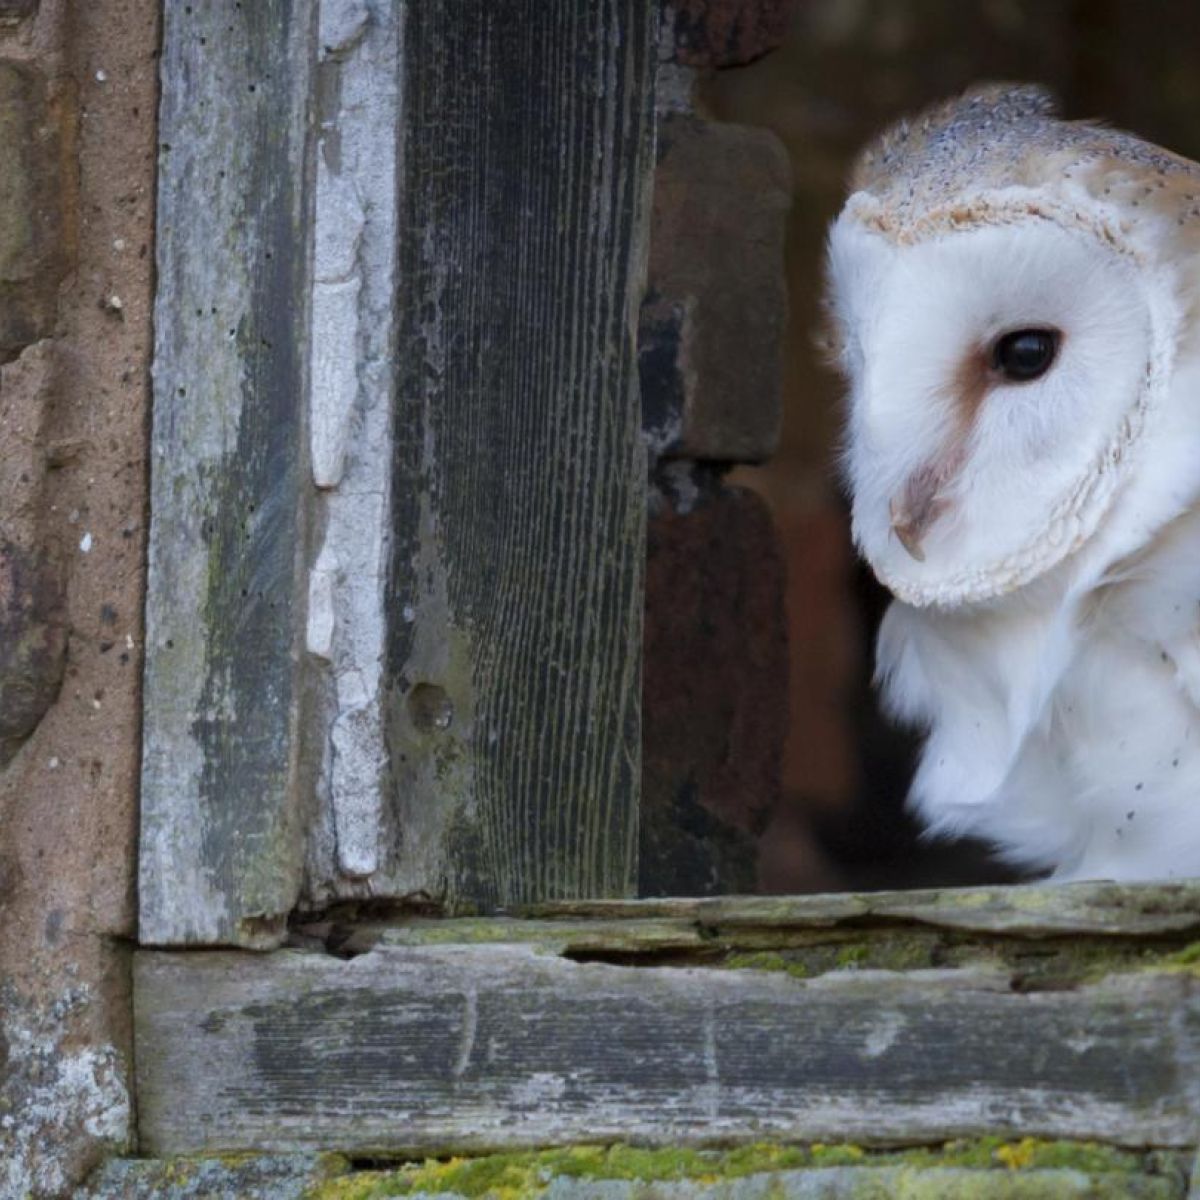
[880, 502, 1200, 881]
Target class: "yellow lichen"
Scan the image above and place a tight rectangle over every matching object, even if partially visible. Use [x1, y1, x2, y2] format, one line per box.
[996, 1138, 1038, 1169]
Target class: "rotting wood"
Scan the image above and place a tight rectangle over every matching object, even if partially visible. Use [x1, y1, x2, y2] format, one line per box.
[136, 939, 1200, 1156]
[296, 915, 710, 958]
[295, 879, 1200, 954]
[519, 879, 1200, 938]
[292, 880, 1200, 988]
[380, 0, 657, 909]
[140, 1, 314, 947]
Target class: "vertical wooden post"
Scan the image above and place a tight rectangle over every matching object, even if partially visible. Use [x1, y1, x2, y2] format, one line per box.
[385, 1, 656, 907]
[141, 0, 655, 934]
[140, 1, 313, 946]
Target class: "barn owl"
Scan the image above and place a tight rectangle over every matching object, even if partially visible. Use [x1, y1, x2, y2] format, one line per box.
[826, 84, 1200, 881]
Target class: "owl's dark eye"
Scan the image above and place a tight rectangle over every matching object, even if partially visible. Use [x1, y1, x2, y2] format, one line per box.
[990, 328, 1061, 383]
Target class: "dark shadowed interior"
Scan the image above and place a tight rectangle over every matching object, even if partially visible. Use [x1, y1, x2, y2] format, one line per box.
[694, 0, 1200, 892]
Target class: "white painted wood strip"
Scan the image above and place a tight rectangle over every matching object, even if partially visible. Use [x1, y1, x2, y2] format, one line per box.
[304, 0, 400, 888]
[135, 946, 1200, 1155]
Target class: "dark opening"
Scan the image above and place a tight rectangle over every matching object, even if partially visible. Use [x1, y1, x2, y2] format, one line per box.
[640, 0, 1200, 895]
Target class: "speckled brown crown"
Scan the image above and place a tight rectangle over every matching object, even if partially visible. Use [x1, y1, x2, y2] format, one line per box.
[849, 83, 1200, 233]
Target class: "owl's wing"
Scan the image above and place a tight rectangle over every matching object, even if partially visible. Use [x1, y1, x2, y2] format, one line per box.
[1162, 633, 1200, 710]
[1097, 505, 1200, 714]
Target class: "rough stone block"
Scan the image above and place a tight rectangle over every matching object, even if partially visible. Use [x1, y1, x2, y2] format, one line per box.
[0, 342, 66, 767]
[0, 61, 69, 361]
[640, 472, 792, 894]
[668, 0, 798, 67]
[0, 541, 65, 764]
[81, 1154, 349, 1199]
[2, 975, 132, 1199]
[639, 115, 791, 463]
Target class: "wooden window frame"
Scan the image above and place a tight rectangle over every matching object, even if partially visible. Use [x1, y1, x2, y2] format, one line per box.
[132, 0, 1200, 1170]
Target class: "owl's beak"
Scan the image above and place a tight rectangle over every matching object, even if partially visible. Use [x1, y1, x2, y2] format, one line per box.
[889, 499, 927, 561]
[889, 466, 950, 563]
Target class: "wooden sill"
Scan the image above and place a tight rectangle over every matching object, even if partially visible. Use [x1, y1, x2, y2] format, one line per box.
[135, 881, 1200, 1158]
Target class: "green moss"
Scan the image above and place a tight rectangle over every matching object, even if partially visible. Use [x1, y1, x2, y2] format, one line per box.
[723, 951, 810, 979]
[712, 927, 1198, 988]
[1160, 941, 1200, 976]
[835, 944, 869, 968]
[719, 936, 942, 978]
[893, 1138, 1145, 1174]
[301, 1139, 1173, 1200]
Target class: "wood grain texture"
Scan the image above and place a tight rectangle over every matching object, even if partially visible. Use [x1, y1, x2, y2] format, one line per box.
[379, 1, 656, 909]
[136, 944, 1200, 1155]
[140, 1, 313, 947]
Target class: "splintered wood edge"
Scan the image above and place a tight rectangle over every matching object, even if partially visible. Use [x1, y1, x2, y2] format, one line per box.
[312, 878, 1200, 950]
[292, 880, 1200, 958]
[511, 880, 1200, 937]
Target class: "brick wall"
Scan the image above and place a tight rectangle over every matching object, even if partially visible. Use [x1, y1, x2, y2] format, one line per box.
[638, 0, 843, 894]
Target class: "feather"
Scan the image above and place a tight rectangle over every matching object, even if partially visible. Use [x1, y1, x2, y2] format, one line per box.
[827, 86, 1200, 880]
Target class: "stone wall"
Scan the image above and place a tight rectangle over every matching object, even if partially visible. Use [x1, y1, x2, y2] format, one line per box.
[0, 1, 156, 1194]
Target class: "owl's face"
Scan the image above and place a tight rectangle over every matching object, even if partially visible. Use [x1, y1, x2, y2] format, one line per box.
[827, 200, 1175, 607]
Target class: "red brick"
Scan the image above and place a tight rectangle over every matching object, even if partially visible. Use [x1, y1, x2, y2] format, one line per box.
[640, 116, 791, 463]
[641, 477, 837, 894]
[776, 502, 859, 806]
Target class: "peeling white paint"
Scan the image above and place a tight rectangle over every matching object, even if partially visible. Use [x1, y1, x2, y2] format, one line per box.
[331, 704, 386, 877]
[307, 0, 400, 884]
[510, 1071, 569, 1108]
[862, 1011, 906, 1059]
[306, 545, 338, 661]
[319, 0, 370, 53]
[310, 164, 364, 489]
[310, 277, 362, 489]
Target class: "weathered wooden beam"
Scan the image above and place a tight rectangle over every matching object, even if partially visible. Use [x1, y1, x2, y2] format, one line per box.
[140, 1, 314, 946]
[294, 880, 1200, 990]
[380, 0, 657, 908]
[136, 942, 1200, 1155]
[520, 880, 1200, 938]
[301, 914, 710, 958]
